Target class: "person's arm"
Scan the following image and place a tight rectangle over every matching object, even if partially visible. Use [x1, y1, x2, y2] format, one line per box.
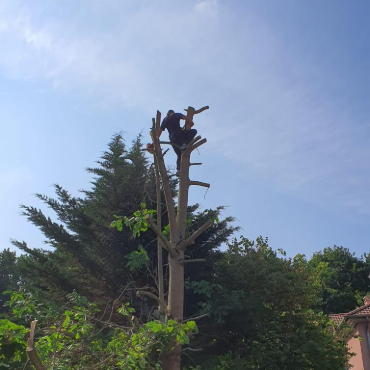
[181, 115, 194, 127]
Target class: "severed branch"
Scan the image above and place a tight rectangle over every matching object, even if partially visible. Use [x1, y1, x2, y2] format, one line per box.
[184, 105, 209, 116]
[27, 321, 47, 370]
[183, 135, 202, 156]
[159, 148, 169, 161]
[145, 215, 178, 257]
[193, 106, 209, 114]
[178, 220, 213, 250]
[189, 181, 210, 188]
[156, 111, 161, 132]
[190, 138, 207, 152]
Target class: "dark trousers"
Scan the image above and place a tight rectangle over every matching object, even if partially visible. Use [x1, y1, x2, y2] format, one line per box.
[170, 129, 197, 170]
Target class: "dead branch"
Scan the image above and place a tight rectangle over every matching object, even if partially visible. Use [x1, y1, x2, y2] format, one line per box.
[190, 163, 202, 166]
[189, 181, 210, 188]
[156, 111, 161, 132]
[183, 135, 202, 156]
[184, 105, 209, 116]
[145, 215, 178, 257]
[26, 321, 47, 370]
[160, 148, 170, 161]
[190, 138, 207, 152]
[194, 106, 209, 114]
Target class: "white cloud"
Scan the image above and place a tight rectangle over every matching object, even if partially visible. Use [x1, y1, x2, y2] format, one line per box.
[194, 0, 218, 16]
[0, 0, 369, 218]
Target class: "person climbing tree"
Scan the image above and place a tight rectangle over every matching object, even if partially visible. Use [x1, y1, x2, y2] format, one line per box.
[157, 110, 197, 175]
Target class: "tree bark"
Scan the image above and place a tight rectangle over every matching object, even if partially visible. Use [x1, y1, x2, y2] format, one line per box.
[148, 109, 209, 370]
[154, 156, 165, 317]
[27, 321, 48, 370]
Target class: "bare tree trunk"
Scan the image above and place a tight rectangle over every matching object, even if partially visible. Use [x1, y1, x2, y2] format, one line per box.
[154, 156, 165, 317]
[147, 109, 210, 370]
[27, 321, 48, 370]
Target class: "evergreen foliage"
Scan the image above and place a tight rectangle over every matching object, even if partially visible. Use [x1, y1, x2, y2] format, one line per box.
[10, 134, 237, 313]
[0, 249, 19, 314]
[0, 133, 352, 369]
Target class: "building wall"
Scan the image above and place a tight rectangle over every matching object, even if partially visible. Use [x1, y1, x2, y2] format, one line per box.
[348, 323, 370, 370]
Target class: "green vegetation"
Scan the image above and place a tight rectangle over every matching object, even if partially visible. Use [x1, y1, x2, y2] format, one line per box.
[0, 133, 362, 369]
[1, 290, 198, 369]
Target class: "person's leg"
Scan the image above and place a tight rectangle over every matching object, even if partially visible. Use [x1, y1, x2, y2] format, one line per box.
[170, 130, 197, 172]
[170, 133, 183, 171]
[182, 129, 197, 145]
[172, 145, 182, 171]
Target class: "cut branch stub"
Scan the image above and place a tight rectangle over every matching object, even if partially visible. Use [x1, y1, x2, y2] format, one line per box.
[178, 219, 213, 250]
[190, 138, 207, 153]
[156, 110, 161, 132]
[27, 321, 47, 370]
[183, 135, 202, 156]
[189, 181, 210, 188]
[184, 105, 209, 118]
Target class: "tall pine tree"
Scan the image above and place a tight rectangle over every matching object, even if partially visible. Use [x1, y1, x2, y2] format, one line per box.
[12, 134, 237, 313]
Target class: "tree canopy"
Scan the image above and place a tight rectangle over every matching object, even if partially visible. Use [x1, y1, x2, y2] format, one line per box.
[10, 133, 237, 314]
[309, 246, 370, 313]
[0, 133, 353, 369]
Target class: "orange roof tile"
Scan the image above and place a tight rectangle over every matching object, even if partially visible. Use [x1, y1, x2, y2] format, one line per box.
[329, 313, 346, 325]
[330, 304, 370, 326]
[346, 304, 370, 317]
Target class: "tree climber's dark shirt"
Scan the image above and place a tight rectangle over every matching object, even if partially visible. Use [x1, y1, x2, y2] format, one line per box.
[160, 113, 183, 139]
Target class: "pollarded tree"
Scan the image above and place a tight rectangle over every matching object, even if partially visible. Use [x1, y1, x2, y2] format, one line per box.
[12, 133, 237, 318]
[140, 108, 216, 370]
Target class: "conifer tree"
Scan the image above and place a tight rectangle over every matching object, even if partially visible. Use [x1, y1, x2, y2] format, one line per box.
[0, 248, 19, 314]
[12, 134, 237, 313]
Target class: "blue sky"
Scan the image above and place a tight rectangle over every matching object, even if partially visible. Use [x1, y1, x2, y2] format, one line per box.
[1, 0, 369, 257]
